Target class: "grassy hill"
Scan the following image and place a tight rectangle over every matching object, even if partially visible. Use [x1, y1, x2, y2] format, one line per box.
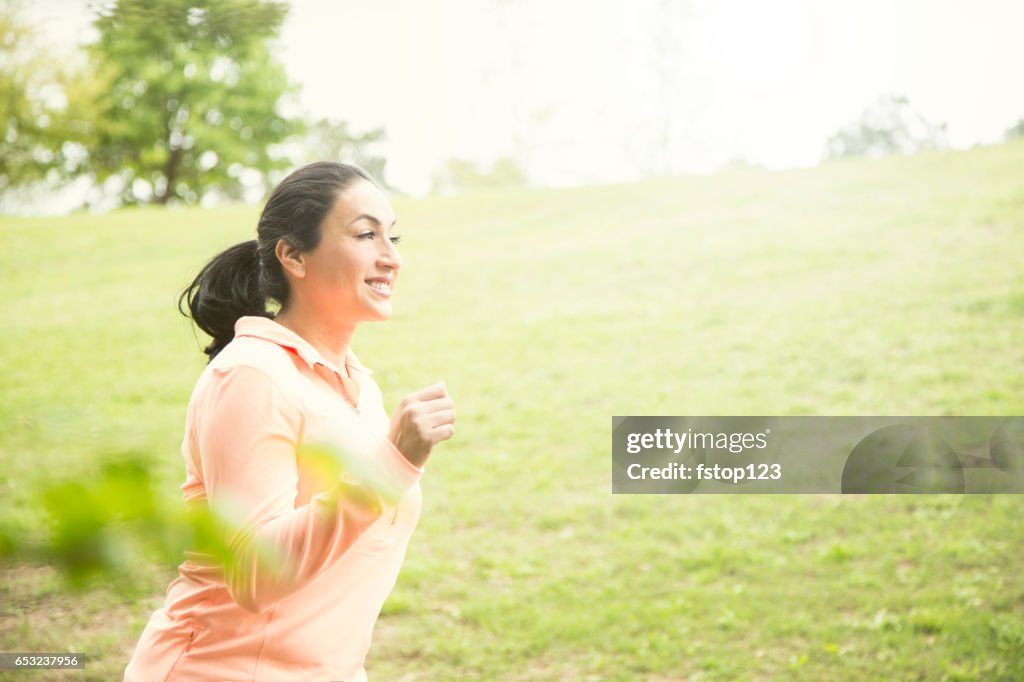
[1, 141, 1023, 680]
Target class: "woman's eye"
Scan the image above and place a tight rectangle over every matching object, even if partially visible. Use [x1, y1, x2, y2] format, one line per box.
[357, 232, 400, 245]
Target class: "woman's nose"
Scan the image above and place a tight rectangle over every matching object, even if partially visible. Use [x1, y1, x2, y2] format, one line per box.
[379, 240, 402, 270]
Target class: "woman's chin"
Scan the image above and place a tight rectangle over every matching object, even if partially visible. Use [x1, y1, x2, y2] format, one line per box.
[365, 304, 393, 321]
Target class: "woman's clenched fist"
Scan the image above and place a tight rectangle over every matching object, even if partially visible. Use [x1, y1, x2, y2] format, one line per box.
[387, 381, 455, 467]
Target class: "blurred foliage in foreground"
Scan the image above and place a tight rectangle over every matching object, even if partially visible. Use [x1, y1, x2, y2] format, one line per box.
[0, 451, 228, 590]
[0, 443, 388, 593]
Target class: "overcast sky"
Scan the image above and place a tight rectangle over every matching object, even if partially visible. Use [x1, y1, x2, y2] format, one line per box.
[24, 0, 1024, 197]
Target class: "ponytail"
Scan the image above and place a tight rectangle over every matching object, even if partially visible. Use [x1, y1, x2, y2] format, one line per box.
[178, 239, 271, 361]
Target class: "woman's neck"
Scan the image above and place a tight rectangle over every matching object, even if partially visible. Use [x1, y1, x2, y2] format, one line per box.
[273, 305, 357, 370]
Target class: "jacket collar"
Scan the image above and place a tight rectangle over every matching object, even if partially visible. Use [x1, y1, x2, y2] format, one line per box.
[233, 315, 372, 378]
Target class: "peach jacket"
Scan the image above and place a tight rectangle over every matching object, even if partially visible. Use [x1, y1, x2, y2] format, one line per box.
[124, 316, 424, 681]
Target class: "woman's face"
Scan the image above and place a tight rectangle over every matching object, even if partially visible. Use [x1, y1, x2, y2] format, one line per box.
[297, 179, 402, 324]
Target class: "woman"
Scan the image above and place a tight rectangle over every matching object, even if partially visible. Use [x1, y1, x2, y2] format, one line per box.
[124, 162, 455, 681]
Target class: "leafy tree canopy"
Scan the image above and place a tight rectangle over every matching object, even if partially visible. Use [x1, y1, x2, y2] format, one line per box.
[85, 0, 299, 205]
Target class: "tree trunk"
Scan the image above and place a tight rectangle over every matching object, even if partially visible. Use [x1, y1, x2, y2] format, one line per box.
[156, 146, 183, 204]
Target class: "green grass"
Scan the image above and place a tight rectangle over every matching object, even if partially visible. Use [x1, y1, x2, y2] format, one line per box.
[2, 141, 1024, 680]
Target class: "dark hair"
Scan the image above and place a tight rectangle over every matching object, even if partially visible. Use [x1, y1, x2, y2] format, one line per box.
[179, 162, 375, 361]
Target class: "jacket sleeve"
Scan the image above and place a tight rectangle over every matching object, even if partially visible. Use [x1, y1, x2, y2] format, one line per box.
[194, 364, 422, 614]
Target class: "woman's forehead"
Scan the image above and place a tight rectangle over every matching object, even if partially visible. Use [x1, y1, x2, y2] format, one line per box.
[328, 180, 396, 228]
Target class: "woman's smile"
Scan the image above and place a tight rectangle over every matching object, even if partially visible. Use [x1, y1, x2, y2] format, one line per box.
[365, 277, 392, 297]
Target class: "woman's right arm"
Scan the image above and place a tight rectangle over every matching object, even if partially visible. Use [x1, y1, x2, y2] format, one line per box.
[194, 365, 421, 614]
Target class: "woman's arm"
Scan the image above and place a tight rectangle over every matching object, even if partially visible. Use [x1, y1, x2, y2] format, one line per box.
[194, 364, 421, 614]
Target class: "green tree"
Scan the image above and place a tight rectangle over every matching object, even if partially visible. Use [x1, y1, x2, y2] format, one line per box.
[0, 0, 90, 194]
[296, 118, 390, 188]
[826, 93, 948, 160]
[85, 0, 298, 205]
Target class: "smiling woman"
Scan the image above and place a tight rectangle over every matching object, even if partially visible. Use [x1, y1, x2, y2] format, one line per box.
[123, 162, 456, 682]
[272, 178, 404, 349]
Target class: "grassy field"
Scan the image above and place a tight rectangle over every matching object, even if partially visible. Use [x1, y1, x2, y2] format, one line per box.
[1, 141, 1023, 680]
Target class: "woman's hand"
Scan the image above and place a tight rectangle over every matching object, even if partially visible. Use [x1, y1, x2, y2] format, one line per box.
[387, 381, 456, 467]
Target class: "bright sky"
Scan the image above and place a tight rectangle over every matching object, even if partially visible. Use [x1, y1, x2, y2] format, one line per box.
[22, 0, 1024, 198]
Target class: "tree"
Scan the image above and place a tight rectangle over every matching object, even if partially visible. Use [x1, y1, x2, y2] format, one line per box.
[295, 118, 390, 189]
[0, 0, 90, 194]
[1005, 117, 1024, 141]
[430, 156, 527, 195]
[826, 93, 948, 160]
[84, 0, 299, 205]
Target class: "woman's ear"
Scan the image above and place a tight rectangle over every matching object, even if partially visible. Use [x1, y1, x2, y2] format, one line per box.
[276, 238, 306, 278]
